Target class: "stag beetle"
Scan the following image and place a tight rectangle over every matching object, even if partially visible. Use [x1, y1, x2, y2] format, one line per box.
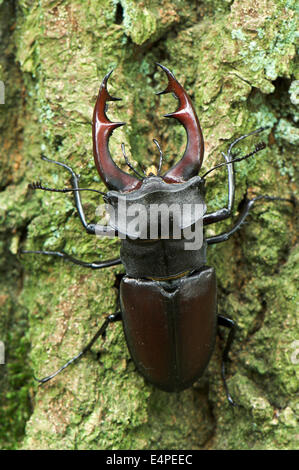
[24, 64, 290, 405]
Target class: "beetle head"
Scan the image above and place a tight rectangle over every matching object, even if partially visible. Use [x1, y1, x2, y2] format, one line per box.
[105, 176, 206, 239]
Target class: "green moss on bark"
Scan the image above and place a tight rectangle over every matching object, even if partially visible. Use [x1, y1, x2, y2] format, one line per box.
[0, 0, 34, 450]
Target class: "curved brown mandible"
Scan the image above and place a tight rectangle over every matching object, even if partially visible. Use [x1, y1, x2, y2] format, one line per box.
[92, 70, 141, 192]
[156, 64, 204, 183]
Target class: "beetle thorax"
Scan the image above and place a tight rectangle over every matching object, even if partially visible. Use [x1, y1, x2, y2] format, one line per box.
[105, 175, 206, 240]
[104, 176, 207, 280]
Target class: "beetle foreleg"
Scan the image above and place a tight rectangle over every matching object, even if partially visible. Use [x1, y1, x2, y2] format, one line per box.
[203, 151, 235, 225]
[203, 128, 268, 226]
[21, 249, 122, 269]
[34, 312, 122, 385]
[218, 314, 237, 407]
[40, 156, 108, 235]
[206, 194, 294, 245]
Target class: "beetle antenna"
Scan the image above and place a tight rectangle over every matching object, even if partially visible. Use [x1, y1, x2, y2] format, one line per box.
[28, 181, 107, 197]
[202, 142, 266, 179]
[153, 139, 164, 176]
[138, 162, 147, 177]
[227, 126, 268, 155]
[121, 143, 143, 179]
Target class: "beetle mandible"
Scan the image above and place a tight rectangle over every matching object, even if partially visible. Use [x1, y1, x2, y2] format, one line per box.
[25, 64, 291, 405]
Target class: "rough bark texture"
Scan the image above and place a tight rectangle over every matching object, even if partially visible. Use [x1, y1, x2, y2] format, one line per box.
[0, 0, 298, 450]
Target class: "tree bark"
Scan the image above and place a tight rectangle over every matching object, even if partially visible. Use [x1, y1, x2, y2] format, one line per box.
[0, 0, 298, 450]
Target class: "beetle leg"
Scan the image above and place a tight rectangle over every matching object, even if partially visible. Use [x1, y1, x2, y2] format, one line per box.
[39, 156, 110, 235]
[203, 128, 268, 226]
[218, 314, 237, 407]
[203, 151, 235, 225]
[206, 194, 294, 245]
[21, 249, 122, 269]
[34, 312, 122, 384]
